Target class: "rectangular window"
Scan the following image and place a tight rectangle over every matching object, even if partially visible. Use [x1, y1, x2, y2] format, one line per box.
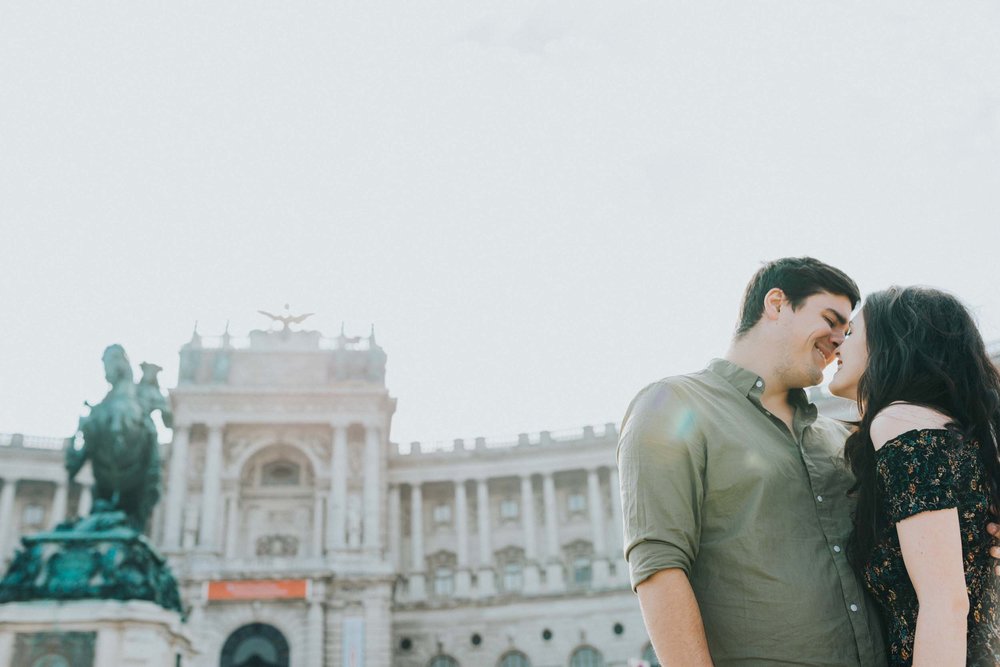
[567, 492, 587, 513]
[573, 557, 592, 585]
[433, 503, 452, 524]
[499, 498, 519, 520]
[22, 504, 45, 528]
[502, 563, 523, 592]
[434, 568, 454, 596]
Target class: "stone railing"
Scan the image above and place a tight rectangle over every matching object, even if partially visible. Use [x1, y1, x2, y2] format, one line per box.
[0, 433, 71, 451]
[394, 422, 619, 456]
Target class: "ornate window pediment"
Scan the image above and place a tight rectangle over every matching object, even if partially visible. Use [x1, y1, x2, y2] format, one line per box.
[255, 534, 299, 557]
[564, 540, 594, 587]
[494, 545, 525, 566]
[427, 550, 457, 570]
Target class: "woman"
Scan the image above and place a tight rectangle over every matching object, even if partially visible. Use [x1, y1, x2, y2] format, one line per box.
[829, 285, 1000, 666]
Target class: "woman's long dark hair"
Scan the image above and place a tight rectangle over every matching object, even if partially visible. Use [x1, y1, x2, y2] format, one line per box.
[844, 286, 1000, 573]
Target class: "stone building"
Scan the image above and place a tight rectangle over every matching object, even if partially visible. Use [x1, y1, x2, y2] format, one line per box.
[0, 322, 654, 667]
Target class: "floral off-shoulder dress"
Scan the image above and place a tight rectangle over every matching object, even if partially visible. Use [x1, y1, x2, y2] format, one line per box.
[862, 428, 1000, 666]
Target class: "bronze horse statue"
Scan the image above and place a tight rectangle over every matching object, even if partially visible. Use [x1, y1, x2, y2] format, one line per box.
[66, 345, 172, 532]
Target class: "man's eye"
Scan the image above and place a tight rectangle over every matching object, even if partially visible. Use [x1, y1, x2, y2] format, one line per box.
[824, 318, 834, 327]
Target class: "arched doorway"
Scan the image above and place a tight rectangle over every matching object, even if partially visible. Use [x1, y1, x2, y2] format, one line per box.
[220, 623, 290, 667]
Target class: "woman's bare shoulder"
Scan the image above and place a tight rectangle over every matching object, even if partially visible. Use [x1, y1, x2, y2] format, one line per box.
[870, 403, 952, 451]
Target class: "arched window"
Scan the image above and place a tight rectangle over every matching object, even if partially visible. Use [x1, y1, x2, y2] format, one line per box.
[642, 643, 661, 667]
[220, 623, 290, 667]
[428, 656, 459, 667]
[498, 650, 531, 667]
[261, 460, 301, 486]
[569, 646, 604, 667]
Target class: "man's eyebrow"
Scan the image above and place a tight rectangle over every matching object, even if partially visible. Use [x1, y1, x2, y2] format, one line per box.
[824, 308, 849, 326]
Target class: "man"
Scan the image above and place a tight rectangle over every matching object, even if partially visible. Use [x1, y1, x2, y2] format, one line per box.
[618, 257, 879, 666]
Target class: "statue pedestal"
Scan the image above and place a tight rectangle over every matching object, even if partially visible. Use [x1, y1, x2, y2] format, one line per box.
[0, 513, 182, 612]
[0, 599, 193, 667]
[0, 513, 189, 666]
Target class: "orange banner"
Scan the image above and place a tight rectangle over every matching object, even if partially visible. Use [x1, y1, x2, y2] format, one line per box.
[207, 579, 308, 601]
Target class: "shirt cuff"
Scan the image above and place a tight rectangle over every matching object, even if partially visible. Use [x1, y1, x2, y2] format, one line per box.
[627, 540, 693, 592]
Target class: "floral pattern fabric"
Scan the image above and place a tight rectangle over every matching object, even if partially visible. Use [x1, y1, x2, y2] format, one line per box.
[863, 428, 1000, 666]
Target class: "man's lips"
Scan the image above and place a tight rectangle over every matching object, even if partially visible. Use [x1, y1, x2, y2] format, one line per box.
[815, 344, 833, 364]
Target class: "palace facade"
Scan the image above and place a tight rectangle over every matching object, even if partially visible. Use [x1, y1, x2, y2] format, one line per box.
[0, 323, 653, 667]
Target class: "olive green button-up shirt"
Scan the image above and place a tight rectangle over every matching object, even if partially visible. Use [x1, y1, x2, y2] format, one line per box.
[618, 358, 886, 666]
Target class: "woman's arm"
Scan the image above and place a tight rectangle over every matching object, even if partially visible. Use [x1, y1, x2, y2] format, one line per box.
[897, 507, 969, 667]
[872, 405, 969, 666]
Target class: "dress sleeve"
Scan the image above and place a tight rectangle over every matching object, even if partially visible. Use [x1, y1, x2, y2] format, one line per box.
[878, 429, 963, 524]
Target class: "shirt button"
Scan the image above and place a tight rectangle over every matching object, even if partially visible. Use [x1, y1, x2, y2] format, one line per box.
[816, 495, 824, 502]
[849, 603, 858, 612]
[755, 380, 763, 388]
[833, 545, 841, 553]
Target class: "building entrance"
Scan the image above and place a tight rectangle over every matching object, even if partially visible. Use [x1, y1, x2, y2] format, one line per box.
[219, 623, 289, 667]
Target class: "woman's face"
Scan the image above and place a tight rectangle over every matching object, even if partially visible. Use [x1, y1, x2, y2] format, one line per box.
[829, 311, 868, 401]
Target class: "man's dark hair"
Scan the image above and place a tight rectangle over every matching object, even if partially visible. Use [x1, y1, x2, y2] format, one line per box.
[735, 257, 860, 337]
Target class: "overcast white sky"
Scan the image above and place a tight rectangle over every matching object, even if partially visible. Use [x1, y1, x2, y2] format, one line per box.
[2, 2, 999, 447]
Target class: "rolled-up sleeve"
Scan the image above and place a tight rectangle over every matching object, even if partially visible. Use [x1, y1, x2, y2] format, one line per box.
[617, 380, 706, 591]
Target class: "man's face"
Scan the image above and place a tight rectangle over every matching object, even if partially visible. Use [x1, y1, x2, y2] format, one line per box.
[774, 291, 853, 389]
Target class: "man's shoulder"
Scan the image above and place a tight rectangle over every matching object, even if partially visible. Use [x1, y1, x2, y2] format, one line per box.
[632, 367, 719, 399]
[621, 369, 718, 438]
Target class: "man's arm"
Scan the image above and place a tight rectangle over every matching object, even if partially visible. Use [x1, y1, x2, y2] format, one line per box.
[637, 569, 713, 667]
[618, 380, 710, 664]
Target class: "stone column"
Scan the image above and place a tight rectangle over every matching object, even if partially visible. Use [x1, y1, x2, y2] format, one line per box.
[588, 468, 610, 586]
[454, 480, 471, 597]
[542, 472, 564, 592]
[0, 478, 18, 560]
[307, 582, 325, 667]
[363, 583, 393, 667]
[363, 426, 381, 551]
[476, 478, 495, 597]
[327, 424, 347, 552]
[224, 493, 240, 559]
[163, 424, 190, 551]
[77, 483, 93, 518]
[49, 480, 68, 529]
[409, 483, 426, 600]
[520, 475, 541, 593]
[313, 493, 326, 558]
[388, 484, 401, 570]
[609, 467, 625, 582]
[199, 424, 224, 550]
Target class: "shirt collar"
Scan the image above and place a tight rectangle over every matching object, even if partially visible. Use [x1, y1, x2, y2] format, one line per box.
[707, 357, 819, 422]
[707, 358, 763, 397]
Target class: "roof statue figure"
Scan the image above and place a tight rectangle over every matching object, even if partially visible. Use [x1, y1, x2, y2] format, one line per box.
[257, 303, 314, 331]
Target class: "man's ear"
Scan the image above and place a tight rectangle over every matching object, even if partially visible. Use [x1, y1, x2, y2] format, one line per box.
[762, 288, 786, 322]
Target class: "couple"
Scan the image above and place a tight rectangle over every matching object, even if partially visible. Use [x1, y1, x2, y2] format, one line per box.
[618, 257, 1000, 666]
